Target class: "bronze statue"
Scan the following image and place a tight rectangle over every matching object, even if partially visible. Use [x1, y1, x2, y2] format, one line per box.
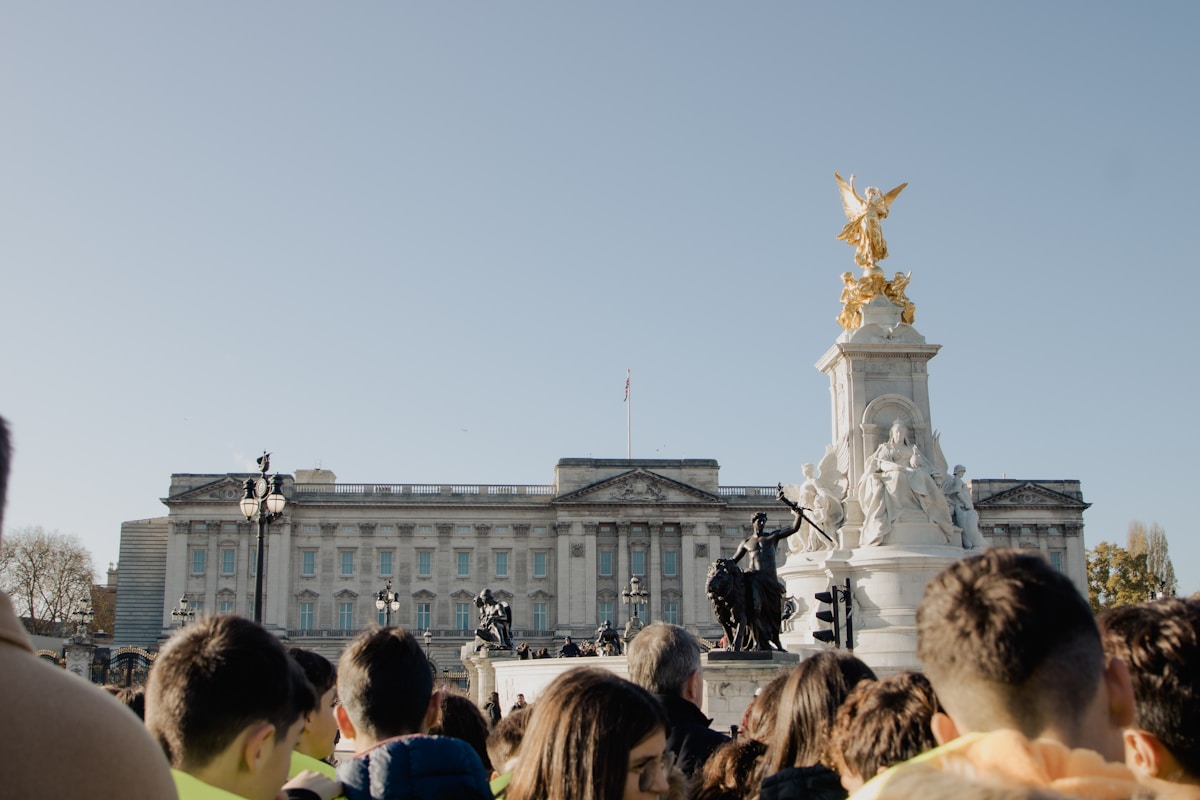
[706, 487, 803, 652]
[474, 588, 513, 651]
[595, 620, 621, 656]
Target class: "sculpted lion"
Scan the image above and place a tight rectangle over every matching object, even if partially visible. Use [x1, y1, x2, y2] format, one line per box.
[706, 558, 786, 652]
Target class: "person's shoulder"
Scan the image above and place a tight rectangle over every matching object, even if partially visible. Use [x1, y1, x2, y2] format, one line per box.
[0, 642, 177, 798]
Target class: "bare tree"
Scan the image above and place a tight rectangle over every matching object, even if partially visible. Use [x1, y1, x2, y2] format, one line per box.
[1127, 520, 1178, 598]
[0, 526, 95, 635]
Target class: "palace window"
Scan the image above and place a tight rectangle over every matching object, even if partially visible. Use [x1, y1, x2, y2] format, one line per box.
[456, 602, 471, 632]
[418, 551, 432, 577]
[301, 551, 316, 577]
[533, 603, 548, 632]
[599, 551, 613, 577]
[379, 550, 393, 576]
[416, 602, 431, 631]
[220, 549, 235, 575]
[457, 551, 471, 577]
[631, 550, 645, 576]
[495, 551, 509, 578]
[338, 602, 354, 630]
[299, 602, 314, 631]
[191, 549, 207, 575]
[340, 550, 355, 577]
[662, 599, 679, 625]
[533, 551, 547, 578]
[663, 551, 678, 577]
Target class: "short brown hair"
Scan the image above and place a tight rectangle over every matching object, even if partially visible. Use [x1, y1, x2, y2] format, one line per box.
[337, 626, 433, 740]
[1099, 598, 1200, 779]
[829, 671, 939, 780]
[145, 615, 315, 769]
[487, 704, 533, 774]
[916, 549, 1102, 738]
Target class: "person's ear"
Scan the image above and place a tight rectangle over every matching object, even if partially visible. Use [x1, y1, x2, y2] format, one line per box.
[241, 722, 277, 774]
[421, 689, 443, 733]
[1124, 728, 1185, 781]
[335, 703, 358, 742]
[930, 711, 960, 746]
[1104, 657, 1136, 729]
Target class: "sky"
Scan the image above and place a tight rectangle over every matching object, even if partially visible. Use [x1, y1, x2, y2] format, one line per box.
[3, 3, 1198, 592]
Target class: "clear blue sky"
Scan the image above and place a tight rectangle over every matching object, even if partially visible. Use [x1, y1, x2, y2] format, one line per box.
[3, 4, 1197, 591]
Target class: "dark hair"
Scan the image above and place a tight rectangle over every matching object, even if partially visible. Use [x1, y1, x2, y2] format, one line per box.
[488, 704, 534, 775]
[145, 615, 316, 769]
[765, 651, 876, 772]
[288, 647, 337, 694]
[743, 671, 789, 744]
[627, 622, 701, 695]
[507, 668, 669, 800]
[829, 671, 939, 780]
[429, 692, 493, 772]
[1099, 598, 1200, 778]
[916, 549, 1102, 738]
[692, 739, 766, 800]
[117, 685, 147, 720]
[337, 626, 433, 740]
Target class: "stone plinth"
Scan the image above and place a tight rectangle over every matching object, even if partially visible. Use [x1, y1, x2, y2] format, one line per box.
[64, 641, 93, 680]
[701, 651, 798, 733]
[488, 656, 630, 711]
[779, 544, 965, 673]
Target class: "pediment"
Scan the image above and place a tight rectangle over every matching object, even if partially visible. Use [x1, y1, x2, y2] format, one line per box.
[553, 469, 723, 506]
[165, 476, 249, 505]
[975, 482, 1089, 510]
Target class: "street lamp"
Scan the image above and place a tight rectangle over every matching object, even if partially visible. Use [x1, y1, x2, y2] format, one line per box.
[171, 595, 195, 627]
[239, 452, 286, 625]
[71, 598, 95, 642]
[621, 575, 649, 623]
[375, 580, 400, 626]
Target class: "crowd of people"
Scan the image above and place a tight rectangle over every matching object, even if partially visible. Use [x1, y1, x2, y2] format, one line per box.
[3, 414, 1200, 800]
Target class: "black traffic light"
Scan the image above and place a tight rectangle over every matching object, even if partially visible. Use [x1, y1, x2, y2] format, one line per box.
[813, 587, 840, 645]
[813, 578, 854, 650]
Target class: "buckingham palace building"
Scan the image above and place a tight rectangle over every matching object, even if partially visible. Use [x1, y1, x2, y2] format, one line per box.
[113, 457, 1088, 666]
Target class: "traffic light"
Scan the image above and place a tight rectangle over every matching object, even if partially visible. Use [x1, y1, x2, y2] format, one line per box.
[813, 587, 840, 645]
[813, 578, 854, 650]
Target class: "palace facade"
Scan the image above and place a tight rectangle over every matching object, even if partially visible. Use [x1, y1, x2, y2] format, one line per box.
[114, 458, 1088, 666]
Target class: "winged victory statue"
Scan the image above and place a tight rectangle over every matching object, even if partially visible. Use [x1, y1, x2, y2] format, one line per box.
[835, 172, 907, 273]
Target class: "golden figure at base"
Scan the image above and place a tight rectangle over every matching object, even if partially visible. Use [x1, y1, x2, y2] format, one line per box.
[837, 270, 916, 330]
[835, 172, 907, 272]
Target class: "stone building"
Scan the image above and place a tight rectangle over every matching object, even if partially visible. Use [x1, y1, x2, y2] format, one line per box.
[114, 458, 1088, 667]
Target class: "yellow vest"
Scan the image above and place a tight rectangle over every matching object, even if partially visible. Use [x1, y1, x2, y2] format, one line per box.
[171, 769, 249, 800]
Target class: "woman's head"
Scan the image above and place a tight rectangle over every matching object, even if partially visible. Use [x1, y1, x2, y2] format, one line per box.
[766, 651, 876, 773]
[507, 668, 670, 800]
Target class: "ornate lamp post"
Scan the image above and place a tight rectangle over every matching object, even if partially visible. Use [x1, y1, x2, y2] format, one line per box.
[239, 452, 286, 625]
[375, 579, 400, 626]
[71, 598, 95, 643]
[171, 595, 195, 627]
[621, 575, 649, 624]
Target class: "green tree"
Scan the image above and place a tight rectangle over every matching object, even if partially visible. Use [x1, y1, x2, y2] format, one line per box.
[1086, 541, 1157, 612]
[0, 526, 95, 635]
[1126, 521, 1178, 598]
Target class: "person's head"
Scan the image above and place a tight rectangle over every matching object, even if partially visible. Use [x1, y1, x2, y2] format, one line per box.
[564, 637, 572, 645]
[144, 615, 316, 800]
[1099, 598, 1200, 783]
[627, 622, 703, 705]
[429, 691, 493, 773]
[917, 549, 1133, 761]
[828, 671, 939, 792]
[889, 419, 909, 444]
[752, 513, 767, 532]
[692, 739, 767, 800]
[953, 465, 966, 478]
[487, 703, 534, 778]
[336, 626, 435, 751]
[516, 693, 526, 705]
[765, 651, 876, 774]
[506, 668, 670, 800]
[116, 685, 147, 720]
[287, 647, 339, 761]
[802, 464, 816, 478]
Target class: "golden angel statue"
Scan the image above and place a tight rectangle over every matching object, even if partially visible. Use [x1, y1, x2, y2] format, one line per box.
[835, 173, 907, 272]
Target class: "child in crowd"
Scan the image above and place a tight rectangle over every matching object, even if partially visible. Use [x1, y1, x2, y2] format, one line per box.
[429, 690, 494, 773]
[828, 671, 938, 792]
[144, 615, 340, 800]
[287, 648, 341, 782]
[334, 626, 492, 800]
[1099, 597, 1200, 785]
[486, 704, 533, 799]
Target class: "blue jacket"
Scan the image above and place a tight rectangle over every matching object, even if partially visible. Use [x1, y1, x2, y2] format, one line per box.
[336, 734, 492, 800]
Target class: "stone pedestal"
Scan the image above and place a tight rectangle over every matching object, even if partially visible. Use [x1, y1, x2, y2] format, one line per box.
[779, 544, 964, 673]
[701, 651, 798, 733]
[64, 641, 93, 681]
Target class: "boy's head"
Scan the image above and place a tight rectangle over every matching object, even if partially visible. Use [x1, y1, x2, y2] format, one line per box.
[145, 615, 316, 800]
[288, 647, 340, 761]
[917, 549, 1133, 760]
[1099, 598, 1200, 782]
[829, 671, 939, 792]
[336, 626, 434, 749]
[487, 704, 533, 777]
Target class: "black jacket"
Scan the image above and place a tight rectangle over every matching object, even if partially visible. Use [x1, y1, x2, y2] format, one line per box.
[656, 693, 729, 777]
[758, 764, 847, 800]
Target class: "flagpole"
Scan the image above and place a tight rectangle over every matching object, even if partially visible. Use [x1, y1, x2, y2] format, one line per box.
[625, 369, 631, 459]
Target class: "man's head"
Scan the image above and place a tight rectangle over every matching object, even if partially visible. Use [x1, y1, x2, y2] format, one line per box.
[336, 626, 434, 750]
[752, 512, 767, 532]
[917, 549, 1132, 760]
[627, 622, 703, 704]
[564, 636, 572, 644]
[1099, 598, 1200, 782]
[145, 615, 316, 800]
